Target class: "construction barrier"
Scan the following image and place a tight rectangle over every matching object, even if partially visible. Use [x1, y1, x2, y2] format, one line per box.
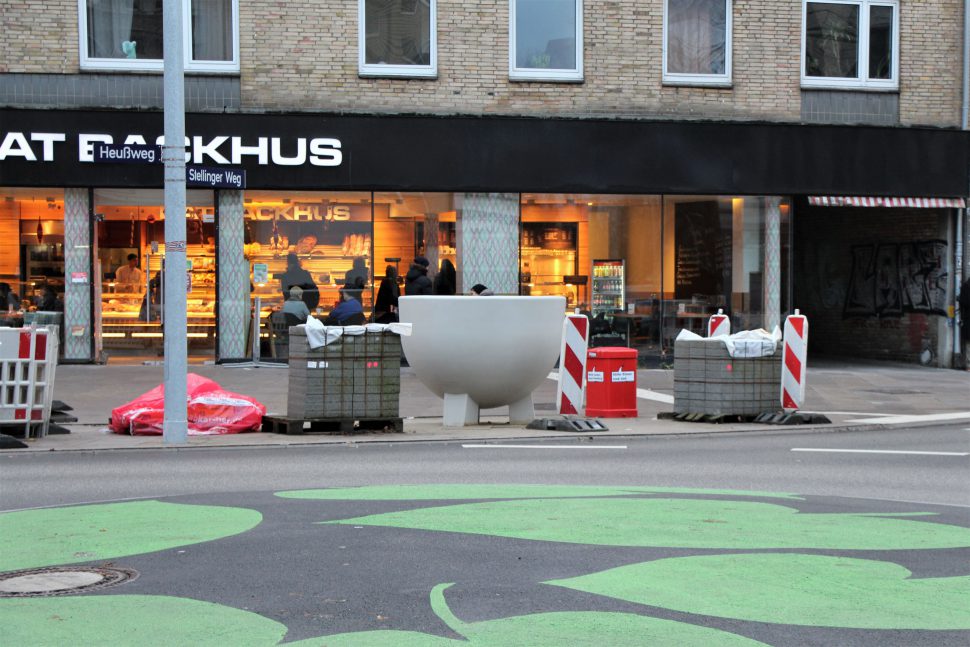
[781, 310, 809, 411]
[708, 308, 730, 338]
[0, 326, 59, 438]
[557, 314, 589, 415]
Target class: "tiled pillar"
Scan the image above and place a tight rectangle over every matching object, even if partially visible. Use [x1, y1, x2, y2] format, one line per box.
[424, 211, 439, 281]
[63, 188, 92, 361]
[456, 193, 519, 294]
[217, 190, 250, 360]
[763, 197, 782, 331]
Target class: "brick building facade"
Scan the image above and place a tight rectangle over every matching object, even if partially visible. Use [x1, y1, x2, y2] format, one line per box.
[0, 0, 968, 366]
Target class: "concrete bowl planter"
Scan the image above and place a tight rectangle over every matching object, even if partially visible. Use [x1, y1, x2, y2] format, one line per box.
[398, 295, 566, 426]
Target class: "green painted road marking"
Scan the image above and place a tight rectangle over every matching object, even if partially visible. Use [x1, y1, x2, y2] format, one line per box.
[0, 595, 288, 646]
[551, 553, 970, 630]
[289, 584, 770, 646]
[276, 484, 801, 500]
[284, 630, 458, 646]
[325, 497, 970, 550]
[0, 501, 262, 572]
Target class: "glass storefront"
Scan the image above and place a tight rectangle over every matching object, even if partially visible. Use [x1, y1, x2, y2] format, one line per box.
[0, 188, 66, 320]
[519, 193, 790, 365]
[93, 189, 216, 359]
[1, 187, 790, 366]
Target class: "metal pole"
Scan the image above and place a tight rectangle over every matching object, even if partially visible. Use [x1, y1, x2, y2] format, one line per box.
[162, 0, 187, 444]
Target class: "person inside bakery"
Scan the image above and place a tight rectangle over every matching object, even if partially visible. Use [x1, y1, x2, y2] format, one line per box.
[344, 257, 368, 290]
[279, 253, 319, 311]
[404, 256, 433, 295]
[373, 265, 400, 323]
[138, 271, 162, 322]
[36, 285, 64, 312]
[323, 285, 365, 326]
[433, 258, 457, 295]
[115, 253, 144, 291]
[281, 285, 311, 323]
[0, 282, 21, 313]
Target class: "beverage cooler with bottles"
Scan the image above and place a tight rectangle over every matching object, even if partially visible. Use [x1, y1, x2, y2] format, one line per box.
[591, 259, 625, 318]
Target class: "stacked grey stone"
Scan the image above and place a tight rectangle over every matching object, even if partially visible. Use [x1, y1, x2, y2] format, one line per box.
[287, 327, 401, 420]
[673, 339, 782, 416]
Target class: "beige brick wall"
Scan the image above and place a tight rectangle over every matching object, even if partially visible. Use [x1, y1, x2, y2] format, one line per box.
[240, 0, 803, 121]
[0, 0, 963, 128]
[0, 0, 78, 73]
[898, 0, 963, 127]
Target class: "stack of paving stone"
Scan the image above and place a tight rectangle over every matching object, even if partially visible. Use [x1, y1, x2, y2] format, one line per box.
[287, 327, 401, 420]
[673, 338, 781, 416]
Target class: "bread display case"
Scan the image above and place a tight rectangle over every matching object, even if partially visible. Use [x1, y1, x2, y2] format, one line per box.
[244, 203, 374, 323]
[100, 245, 217, 349]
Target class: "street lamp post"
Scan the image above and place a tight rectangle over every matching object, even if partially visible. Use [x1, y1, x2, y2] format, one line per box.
[162, 0, 187, 444]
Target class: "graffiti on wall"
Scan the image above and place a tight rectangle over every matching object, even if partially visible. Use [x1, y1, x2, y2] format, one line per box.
[844, 240, 948, 317]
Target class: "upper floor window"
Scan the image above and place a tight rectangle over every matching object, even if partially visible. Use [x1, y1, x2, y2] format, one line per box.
[802, 0, 898, 89]
[80, 0, 239, 72]
[359, 0, 437, 78]
[663, 0, 732, 86]
[509, 0, 583, 82]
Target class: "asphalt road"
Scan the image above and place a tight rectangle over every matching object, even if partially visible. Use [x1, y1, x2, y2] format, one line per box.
[2, 425, 969, 647]
[2, 425, 968, 511]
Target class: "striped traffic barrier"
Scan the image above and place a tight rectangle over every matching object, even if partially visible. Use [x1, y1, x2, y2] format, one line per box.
[557, 314, 589, 415]
[781, 309, 808, 412]
[708, 308, 730, 338]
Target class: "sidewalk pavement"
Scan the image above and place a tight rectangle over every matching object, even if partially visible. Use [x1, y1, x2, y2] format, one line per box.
[4, 358, 969, 452]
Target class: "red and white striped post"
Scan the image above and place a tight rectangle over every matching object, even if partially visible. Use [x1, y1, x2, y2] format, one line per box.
[557, 313, 590, 415]
[781, 309, 809, 412]
[708, 308, 730, 338]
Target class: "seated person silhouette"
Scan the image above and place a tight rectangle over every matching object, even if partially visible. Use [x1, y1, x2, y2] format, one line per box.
[323, 286, 365, 326]
[281, 286, 310, 323]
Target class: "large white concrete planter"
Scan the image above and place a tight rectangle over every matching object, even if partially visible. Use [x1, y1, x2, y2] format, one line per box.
[398, 295, 566, 426]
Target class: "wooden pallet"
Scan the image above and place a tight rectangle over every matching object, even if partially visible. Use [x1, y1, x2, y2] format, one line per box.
[261, 414, 404, 435]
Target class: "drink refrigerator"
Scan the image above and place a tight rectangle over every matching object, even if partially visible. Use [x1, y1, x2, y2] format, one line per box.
[591, 259, 625, 318]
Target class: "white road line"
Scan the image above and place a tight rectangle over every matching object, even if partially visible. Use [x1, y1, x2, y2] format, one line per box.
[846, 412, 970, 425]
[546, 372, 674, 404]
[463, 444, 627, 450]
[791, 448, 969, 457]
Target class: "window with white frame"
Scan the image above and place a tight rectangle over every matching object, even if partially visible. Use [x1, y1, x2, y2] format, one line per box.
[359, 0, 437, 78]
[802, 0, 898, 89]
[509, 0, 583, 81]
[80, 0, 238, 72]
[663, 0, 732, 85]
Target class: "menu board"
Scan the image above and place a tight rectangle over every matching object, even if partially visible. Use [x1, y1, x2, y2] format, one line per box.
[674, 201, 724, 300]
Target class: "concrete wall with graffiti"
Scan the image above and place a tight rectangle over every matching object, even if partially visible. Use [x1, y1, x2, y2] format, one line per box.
[794, 206, 952, 366]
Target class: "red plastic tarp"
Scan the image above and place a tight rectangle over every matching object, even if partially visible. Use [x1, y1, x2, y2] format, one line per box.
[109, 373, 266, 435]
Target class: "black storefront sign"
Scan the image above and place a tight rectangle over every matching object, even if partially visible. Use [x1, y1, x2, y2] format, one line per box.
[1, 108, 968, 198]
[186, 165, 246, 189]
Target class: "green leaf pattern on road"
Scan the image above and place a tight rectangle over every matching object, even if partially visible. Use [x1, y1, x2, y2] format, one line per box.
[0, 501, 262, 572]
[285, 583, 769, 646]
[0, 595, 289, 646]
[324, 497, 970, 550]
[551, 553, 970, 630]
[276, 484, 802, 500]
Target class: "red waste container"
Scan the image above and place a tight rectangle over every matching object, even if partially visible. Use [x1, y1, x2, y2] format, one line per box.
[585, 347, 638, 417]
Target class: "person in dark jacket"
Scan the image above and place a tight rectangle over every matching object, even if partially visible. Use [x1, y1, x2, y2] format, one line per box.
[279, 253, 319, 310]
[404, 256, 433, 295]
[36, 285, 64, 312]
[374, 265, 400, 323]
[433, 258, 457, 295]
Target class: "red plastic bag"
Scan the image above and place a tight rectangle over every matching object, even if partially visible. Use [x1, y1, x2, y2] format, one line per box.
[110, 373, 266, 435]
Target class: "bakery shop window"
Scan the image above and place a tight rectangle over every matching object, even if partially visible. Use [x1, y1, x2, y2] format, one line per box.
[244, 192, 374, 323]
[94, 188, 215, 358]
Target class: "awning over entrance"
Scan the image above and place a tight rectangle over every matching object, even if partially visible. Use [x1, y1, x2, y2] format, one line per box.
[808, 196, 967, 208]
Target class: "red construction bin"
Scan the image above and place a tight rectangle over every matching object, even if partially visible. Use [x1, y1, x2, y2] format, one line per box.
[585, 347, 638, 418]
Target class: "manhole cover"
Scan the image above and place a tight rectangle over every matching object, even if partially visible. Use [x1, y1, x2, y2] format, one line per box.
[0, 566, 137, 597]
